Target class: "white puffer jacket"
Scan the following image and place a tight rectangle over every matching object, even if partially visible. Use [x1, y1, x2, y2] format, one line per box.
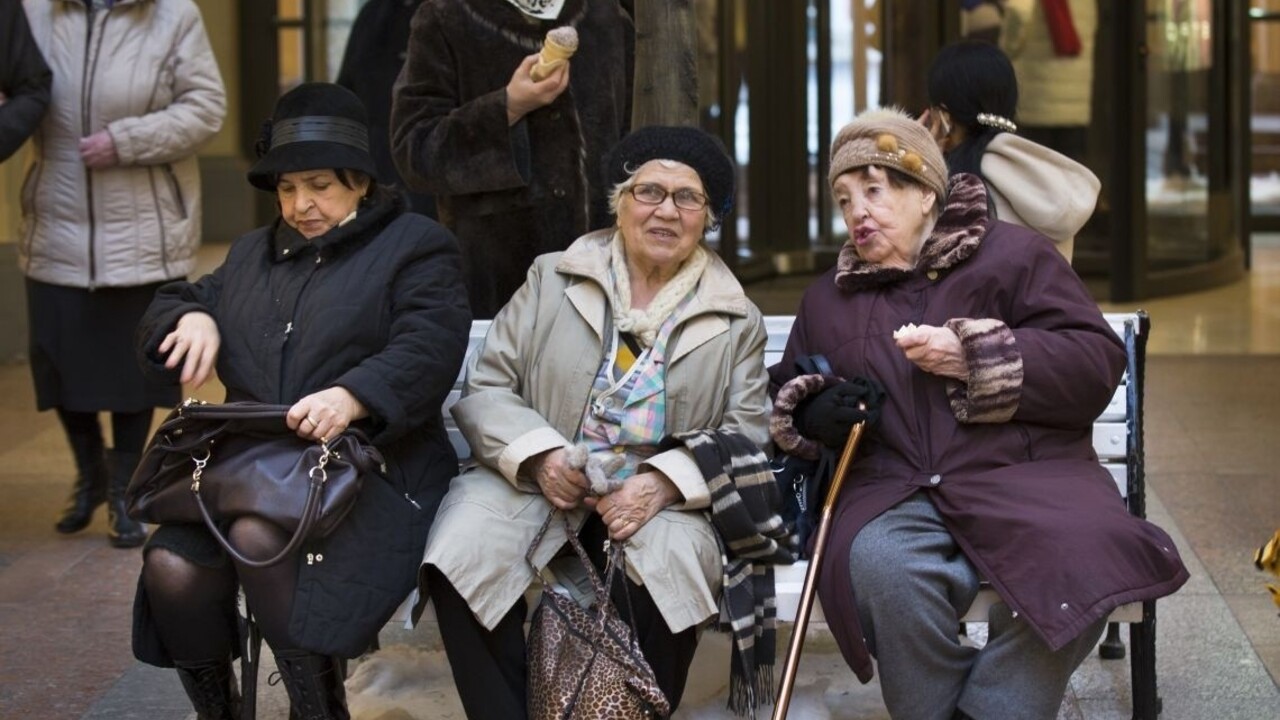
[19, 0, 225, 288]
[1003, 0, 1097, 127]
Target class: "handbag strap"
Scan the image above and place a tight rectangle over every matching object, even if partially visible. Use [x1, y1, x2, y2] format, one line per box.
[189, 442, 333, 568]
[525, 510, 615, 607]
[525, 509, 638, 636]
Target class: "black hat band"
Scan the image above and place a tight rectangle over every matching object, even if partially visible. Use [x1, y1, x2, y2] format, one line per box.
[270, 116, 369, 152]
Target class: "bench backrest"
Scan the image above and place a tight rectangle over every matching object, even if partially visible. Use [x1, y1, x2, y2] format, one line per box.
[443, 312, 1148, 508]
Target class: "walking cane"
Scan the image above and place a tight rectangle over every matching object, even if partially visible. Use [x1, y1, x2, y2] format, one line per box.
[772, 419, 867, 719]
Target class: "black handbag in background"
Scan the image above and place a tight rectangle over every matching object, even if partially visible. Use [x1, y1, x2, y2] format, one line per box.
[125, 400, 385, 567]
[773, 354, 838, 558]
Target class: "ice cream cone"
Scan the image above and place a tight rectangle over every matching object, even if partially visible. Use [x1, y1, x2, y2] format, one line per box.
[530, 27, 579, 82]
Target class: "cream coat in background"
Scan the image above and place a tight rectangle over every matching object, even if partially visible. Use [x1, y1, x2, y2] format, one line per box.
[420, 229, 771, 634]
[981, 132, 1100, 260]
[19, 0, 225, 288]
[1003, 0, 1098, 127]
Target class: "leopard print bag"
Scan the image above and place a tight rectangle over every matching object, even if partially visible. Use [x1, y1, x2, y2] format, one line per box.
[525, 511, 671, 719]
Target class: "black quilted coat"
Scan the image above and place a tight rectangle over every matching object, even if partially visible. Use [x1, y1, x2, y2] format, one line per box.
[136, 192, 471, 657]
[0, 0, 51, 162]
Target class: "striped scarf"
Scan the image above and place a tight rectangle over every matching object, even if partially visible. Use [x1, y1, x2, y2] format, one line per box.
[661, 430, 799, 717]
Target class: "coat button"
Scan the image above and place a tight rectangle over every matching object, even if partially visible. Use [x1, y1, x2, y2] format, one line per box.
[926, 270, 939, 281]
[552, 188, 566, 198]
[1060, 602, 1070, 610]
[929, 474, 941, 485]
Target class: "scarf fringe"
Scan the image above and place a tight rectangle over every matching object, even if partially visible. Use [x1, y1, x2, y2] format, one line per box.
[725, 661, 777, 718]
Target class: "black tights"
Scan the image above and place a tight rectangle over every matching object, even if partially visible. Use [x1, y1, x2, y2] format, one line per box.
[142, 517, 300, 663]
[56, 407, 153, 455]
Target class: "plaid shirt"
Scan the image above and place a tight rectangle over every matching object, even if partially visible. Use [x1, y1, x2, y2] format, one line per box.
[578, 294, 694, 475]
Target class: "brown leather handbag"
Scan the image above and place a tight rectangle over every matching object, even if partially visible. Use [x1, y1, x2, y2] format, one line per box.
[125, 400, 385, 567]
[525, 511, 670, 720]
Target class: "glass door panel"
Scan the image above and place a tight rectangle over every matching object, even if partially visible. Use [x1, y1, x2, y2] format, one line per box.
[1144, 0, 1223, 268]
[1250, 3, 1280, 223]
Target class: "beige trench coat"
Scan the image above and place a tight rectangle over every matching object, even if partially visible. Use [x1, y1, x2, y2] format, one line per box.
[420, 229, 771, 632]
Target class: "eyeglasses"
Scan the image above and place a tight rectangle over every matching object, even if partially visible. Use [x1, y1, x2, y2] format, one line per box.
[629, 183, 709, 212]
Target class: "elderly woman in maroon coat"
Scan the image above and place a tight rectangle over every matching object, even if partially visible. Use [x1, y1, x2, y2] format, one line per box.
[769, 108, 1188, 720]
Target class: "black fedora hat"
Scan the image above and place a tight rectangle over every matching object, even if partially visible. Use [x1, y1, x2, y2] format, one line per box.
[247, 83, 378, 191]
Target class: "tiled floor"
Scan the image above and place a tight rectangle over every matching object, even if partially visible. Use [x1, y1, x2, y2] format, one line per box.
[0, 238, 1278, 719]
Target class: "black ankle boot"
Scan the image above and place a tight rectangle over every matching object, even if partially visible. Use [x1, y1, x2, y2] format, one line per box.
[106, 449, 146, 548]
[174, 659, 242, 720]
[274, 650, 350, 720]
[54, 432, 107, 534]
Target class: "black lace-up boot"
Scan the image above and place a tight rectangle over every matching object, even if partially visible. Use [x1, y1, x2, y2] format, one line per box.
[54, 429, 107, 533]
[274, 650, 350, 720]
[174, 659, 241, 720]
[106, 449, 146, 548]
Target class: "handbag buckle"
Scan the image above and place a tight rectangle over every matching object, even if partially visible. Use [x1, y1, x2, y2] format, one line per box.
[308, 444, 334, 485]
[190, 449, 211, 492]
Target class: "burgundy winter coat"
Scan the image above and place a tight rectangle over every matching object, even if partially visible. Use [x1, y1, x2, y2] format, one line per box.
[769, 174, 1189, 682]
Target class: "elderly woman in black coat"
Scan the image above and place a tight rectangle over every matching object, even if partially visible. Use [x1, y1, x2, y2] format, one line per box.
[770, 107, 1187, 719]
[132, 83, 470, 719]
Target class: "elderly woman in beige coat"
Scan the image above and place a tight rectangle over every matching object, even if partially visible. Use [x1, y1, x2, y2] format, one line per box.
[421, 126, 775, 719]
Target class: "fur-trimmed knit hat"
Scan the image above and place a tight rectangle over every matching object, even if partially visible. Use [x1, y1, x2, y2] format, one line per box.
[606, 125, 735, 218]
[829, 107, 948, 200]
[247, 83, 377, 192]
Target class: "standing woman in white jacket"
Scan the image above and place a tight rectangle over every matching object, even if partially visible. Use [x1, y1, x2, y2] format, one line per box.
[19, 0, 225, 548]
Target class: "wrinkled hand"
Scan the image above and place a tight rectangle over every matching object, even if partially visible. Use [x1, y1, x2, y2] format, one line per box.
[286, 386, 368, 442]
[79, 129, 119, 169]
[895, 324, 969, 380]
[506, 53, 569, 125]
[158, 311, 220, 387]
[798, 378, 886, 449]
[526, 448, 590, 510]
[583, 470, 681, 542]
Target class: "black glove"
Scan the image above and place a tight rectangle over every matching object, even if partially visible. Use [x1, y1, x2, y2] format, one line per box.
[795, 377, 886, 450]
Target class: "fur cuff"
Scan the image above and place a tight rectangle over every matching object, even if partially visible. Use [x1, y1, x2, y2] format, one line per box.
[944, 318, 1022, 423]
[771, 374, 844, 460]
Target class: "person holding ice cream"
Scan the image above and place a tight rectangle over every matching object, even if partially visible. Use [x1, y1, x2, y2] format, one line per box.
[391, 0, 634, 319]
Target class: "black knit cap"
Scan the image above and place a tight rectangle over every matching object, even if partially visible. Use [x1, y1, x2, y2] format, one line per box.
[247, 82, 378, 191]
[606, 125, 736, 219]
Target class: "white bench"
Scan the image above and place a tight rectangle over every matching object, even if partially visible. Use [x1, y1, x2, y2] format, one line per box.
[442, 311, 1162, 719]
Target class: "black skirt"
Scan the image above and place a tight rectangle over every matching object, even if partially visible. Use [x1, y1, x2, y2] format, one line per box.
[26, 279, 181, 412]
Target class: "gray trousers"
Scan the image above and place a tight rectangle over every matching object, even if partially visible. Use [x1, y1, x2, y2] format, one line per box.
[849, 494, 1107, 720]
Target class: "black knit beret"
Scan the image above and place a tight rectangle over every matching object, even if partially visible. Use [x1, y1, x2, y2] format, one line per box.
[606, 125, 736, 219]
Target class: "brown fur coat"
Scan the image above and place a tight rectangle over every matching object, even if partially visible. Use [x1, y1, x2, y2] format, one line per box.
[391, 0, 633, 318]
